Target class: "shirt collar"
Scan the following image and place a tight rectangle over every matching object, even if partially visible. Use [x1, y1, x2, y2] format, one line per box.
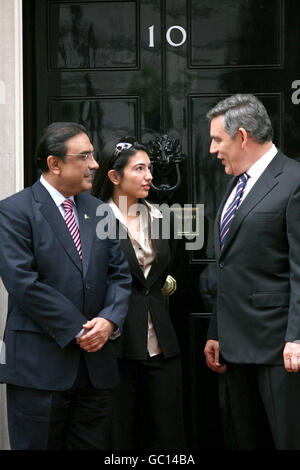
[246, 144, 278, 179]
[143, 200, 163, 219]
[107, 198, 162, 247]
[40, 175, 76, 207]
[107, 198, 162, 226]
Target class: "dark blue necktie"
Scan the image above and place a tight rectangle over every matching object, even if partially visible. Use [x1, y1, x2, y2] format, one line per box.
[220, 173, 249, 251]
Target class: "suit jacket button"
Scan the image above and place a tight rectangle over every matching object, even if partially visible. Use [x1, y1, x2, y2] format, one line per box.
[143, 288, 150, 295]
[219, 262, 224, 268]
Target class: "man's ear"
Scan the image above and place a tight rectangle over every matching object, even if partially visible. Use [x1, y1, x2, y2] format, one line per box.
[238, 127, 248, 148]
[47, 155, 62, 175]
[108, 169, 121, 186]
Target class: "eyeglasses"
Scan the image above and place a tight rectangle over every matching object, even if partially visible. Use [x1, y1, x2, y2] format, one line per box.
[65, 151, 95, 161]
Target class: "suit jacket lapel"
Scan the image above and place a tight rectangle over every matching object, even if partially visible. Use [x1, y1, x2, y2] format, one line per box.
[32, 181, 83, 272]
[220, 151, 285, 256]
[214, 176, 238, 258]
[120, 236, 148, 286]
[146, 237, 169, 286]
[119, 222, 169, 287]
[76, 194, 95, 278]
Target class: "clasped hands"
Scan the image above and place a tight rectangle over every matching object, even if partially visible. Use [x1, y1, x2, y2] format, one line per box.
[76, 317, 114, 353]
[204, 339, 300, 373]
[283, 342, 300, 372]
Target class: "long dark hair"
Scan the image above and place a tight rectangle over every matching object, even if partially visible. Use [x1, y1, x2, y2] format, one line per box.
[91, 136, 149, 201]
[92, 136, 157, 256]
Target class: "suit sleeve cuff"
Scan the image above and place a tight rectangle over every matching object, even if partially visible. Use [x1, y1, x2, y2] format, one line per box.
[76, 328, 85, 338]
[109, 327, 120, 340]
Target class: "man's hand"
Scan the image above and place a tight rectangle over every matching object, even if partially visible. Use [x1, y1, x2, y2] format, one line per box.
[204, 339, 227, 373]
[76, 317, 115, 353]
[283, 342, 300, 372]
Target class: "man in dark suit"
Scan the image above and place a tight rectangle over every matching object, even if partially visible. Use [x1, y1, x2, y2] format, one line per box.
[0, 122, 131, 449]
[204, 94, 300, 450]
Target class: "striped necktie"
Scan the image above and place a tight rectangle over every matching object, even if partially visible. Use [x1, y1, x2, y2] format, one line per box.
[220, 173, 249, 251]
[62, 199, 82, 259]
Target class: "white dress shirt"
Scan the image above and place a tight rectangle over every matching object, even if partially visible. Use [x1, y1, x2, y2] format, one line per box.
[39, 175, 86, 338]
[40, 176, 120, 341]
[221, 144, 278, 223]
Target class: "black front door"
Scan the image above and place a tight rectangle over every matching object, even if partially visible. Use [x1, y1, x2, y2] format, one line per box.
[23, 0, 300, 449]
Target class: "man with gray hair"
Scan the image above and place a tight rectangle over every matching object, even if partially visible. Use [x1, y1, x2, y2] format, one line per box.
[204, 94, 300, 449]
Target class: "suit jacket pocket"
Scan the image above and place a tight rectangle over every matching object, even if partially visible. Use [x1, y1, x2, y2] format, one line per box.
[252, 291, 290, 307]
[10, 315, 44, 333]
